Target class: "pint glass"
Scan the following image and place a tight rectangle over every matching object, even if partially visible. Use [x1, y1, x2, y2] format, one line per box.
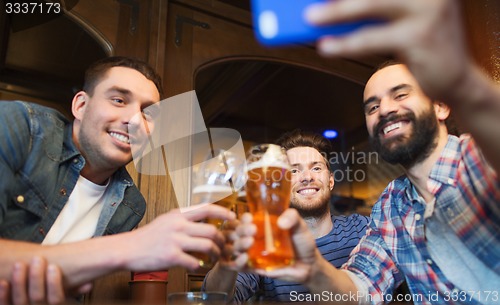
[189, 150, 246, 267]
[245, 144, 294, 270]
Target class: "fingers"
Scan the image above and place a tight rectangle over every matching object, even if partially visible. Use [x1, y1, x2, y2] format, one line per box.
[28, 257, 47, 304]
[0, 280, 11, 305]
[180, 204, 236, 223]
[303, 0, 451, 59]
[315, 25, 404, 57]
[3, 258, 67, 305]
[45, 265, 65, 305]
[11, 263, 28, 305]
[305, 0, 419, 25]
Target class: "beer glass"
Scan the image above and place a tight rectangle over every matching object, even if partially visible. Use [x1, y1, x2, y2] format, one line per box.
[245, 144, 295, 270]
[190, 149, 246, 267]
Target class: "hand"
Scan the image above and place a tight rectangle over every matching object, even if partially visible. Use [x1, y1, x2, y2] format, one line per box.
[305, 0, 470, 100]
[0, 257, 92, 305]
[231, 209, 323, 283]
[216, 217, 253, 272]
[125, 204, 236, 271]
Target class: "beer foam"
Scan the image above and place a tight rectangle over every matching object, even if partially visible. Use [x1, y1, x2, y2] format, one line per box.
[247, 144, 290, 171]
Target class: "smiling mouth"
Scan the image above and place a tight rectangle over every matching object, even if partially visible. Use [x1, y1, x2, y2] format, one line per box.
[109, 132, 130, 144]
[297, 188, 319, 195]
[380, 120, 410, 136]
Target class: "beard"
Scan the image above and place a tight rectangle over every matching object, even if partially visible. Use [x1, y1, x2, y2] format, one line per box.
[370, 106, 439, 168]
[290, 191, 331, 219]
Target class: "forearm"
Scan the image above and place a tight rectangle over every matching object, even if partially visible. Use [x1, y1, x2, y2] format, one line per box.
[0, 233, 131, 288]
[204, 263, 238, 299]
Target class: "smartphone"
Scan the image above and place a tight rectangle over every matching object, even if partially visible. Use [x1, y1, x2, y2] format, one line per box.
[251, 0, 380, 47]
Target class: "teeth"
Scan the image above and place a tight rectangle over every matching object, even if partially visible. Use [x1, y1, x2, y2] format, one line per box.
[383, 122, 403, 135]
[299, 189, 317, 195]
[110, 132, 130, 144]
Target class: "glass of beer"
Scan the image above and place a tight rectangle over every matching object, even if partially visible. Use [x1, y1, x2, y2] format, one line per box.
[190, 149, 246, 267]
[245, 144, 295, 270]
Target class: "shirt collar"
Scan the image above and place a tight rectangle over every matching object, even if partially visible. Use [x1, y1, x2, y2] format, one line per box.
[428, 135, 460, 188]
[403, 135, 460, 201]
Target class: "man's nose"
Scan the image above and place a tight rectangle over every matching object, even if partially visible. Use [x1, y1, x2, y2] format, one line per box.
[378, 97, 399, 117]
[125, 107, 149, 134]
[300, 169, 313, 183]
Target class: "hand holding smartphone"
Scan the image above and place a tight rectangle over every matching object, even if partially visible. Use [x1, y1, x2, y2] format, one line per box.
[251, 0, 381, 47]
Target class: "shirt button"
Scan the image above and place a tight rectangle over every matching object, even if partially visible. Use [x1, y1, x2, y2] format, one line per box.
[59, 188, 67, 196]
[73, 158, 79, 164]
[16, 195, 25, 203]
[415, 214, 422, 221]
[447, 178, 454, 185]
[427, 259, 433, 265]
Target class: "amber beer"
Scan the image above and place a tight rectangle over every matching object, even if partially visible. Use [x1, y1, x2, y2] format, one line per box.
[190, 185, 237, 267]
[246, 164, 295, 270]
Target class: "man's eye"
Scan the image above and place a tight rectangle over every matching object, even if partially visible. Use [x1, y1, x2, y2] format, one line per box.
[142, 108, 158, 121]
[312, 167, 322, 172]
[112, 98, 124, 104]
[366, 105, 379, 115]
[395, 93, 408, 100]
[290, 168, 299, 174]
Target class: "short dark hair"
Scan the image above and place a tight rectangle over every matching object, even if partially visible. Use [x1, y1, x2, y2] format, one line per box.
[83, 56, 163, 98]
[275, 129, 333, 171]
[375, 59, 403, 72]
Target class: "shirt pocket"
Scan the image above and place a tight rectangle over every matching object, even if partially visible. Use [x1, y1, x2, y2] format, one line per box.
[0, 187, 47, 240]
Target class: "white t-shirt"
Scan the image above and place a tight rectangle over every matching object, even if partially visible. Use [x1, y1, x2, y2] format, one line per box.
[42, 175, 109, 245]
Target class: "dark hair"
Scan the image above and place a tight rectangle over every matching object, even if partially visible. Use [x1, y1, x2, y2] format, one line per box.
[83, 56, 164, 98]
[275, 129, 333, 171]
[375, 59, 403, 72]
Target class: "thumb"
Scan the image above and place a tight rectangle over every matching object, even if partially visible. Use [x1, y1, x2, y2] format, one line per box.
[278, 208, 317, 263]
[277, 208, 306, 232]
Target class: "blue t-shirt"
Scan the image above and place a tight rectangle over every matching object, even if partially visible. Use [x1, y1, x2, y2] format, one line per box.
[229, 214, 369, 303]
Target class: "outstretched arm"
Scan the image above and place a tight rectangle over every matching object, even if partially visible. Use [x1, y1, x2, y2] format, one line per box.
[306, 0, 500, 172]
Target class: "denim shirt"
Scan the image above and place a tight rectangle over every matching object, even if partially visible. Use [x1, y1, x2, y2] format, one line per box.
[0, 101, 146, 243]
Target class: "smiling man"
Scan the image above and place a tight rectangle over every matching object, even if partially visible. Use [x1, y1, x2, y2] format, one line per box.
[203, 129, 369, 303]
[0, 56, 234, 305]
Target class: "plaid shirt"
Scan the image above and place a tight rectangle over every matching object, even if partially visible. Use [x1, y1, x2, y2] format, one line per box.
[344, 135, 500, 305]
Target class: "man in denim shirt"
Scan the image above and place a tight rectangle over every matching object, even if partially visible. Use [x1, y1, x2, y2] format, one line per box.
[0, 57, 234, 304]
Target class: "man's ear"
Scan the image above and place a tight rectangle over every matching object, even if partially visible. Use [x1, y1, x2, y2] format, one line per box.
[72, 91, 87, 120]
[434, 101, 450, 122]
[329, 173, 335, 191]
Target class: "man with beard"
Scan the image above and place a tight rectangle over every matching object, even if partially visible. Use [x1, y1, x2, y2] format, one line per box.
[234, 62, 499, 305]
[203, 129, 369, 303]
[0, 56, 234, 305]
